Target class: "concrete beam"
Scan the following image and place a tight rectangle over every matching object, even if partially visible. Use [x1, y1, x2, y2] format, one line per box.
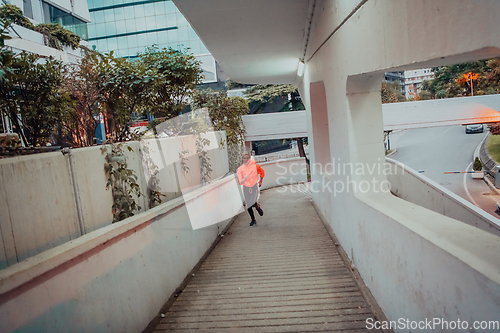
[242, 94, 500, 141]
[242, 111, 308, 141]
[383, 94, 500, 131]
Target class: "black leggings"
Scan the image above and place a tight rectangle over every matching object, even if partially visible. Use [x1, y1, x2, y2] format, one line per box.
[247, 203, 258, 220]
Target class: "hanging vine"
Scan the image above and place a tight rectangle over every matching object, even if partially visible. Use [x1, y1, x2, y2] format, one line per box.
[196, 135, 212, 183]
[102, 143, 141, 222]
[179, 149, 191, 174]
[140, 143, 165, 209]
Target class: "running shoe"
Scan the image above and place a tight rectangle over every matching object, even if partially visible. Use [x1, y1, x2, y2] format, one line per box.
[256, 204, 264, 216]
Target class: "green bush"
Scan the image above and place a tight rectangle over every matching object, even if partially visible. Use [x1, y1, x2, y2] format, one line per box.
[0, 5, 79, 50]
[473, 157, 482, 171]
[0, 4, 34, 30]
[35, 23, 80, 50]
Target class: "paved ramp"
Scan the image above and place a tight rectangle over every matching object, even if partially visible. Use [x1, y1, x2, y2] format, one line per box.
[153, 183, 384, 332]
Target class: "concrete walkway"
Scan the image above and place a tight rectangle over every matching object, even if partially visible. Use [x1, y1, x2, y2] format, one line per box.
[153, 183, 384, 332]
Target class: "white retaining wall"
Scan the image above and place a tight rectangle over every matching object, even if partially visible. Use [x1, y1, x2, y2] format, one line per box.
[0, 132, 229, 269]
[0, 152, 80, 266]
[298, 0, 500, 329]
[0, 175, 241, 333]
[69, 145, 114, 234]
[386, 158, 500, 237]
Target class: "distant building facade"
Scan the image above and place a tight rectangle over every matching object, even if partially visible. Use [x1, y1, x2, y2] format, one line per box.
[85, 0, 224, 87]
[404, 68, 435, 99]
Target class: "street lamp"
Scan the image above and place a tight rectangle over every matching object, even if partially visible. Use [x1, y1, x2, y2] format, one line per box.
[465, 72, 479, 96]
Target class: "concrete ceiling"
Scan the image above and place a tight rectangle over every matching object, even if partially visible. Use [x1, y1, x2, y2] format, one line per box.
[173, 0, 311, 85]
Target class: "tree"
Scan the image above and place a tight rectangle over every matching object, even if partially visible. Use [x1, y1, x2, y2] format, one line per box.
[245, 84, 302, 114]
[419, 80, 436, 99]
[381, 81, 404, 103]
[486, 58, 500, 93]
[244, 84, 309, 165]
[102, 47, 203, 142]
[0, 17, 14, 89]
[0, 17, 22, 141]
[419, 59, 500, 98]
[1, 28, 206, 146]
[0, 50, 70, 146]
[13, 53, 69, 146]
[192, 89, 248, 171]
[62, 50, 111, 147]
[192, 89, 248, 146]
[104, 54, 152, 141]
[139, 46, 203, 119]
[418, 89, 433, 100]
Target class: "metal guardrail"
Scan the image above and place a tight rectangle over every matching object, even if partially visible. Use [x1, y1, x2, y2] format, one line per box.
[254, 152, 308, 163]
[479, 133, 497, 172]
[479, 132, 499, 187]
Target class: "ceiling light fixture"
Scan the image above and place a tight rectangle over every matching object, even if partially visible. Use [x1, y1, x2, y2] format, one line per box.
[297, 60, 305, 76]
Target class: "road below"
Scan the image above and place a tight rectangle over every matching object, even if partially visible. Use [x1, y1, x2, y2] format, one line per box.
[389, 125, 500, 219]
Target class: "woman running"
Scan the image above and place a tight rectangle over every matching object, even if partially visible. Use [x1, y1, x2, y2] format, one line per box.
[237, 152, 265, 226]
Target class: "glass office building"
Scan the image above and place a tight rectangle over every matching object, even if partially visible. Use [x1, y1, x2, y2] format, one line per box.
[47, 5, 89, 40]
[86, 0, 217, 83]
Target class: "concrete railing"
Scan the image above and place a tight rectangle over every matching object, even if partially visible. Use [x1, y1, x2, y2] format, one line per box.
[6, 24, 92, 64]
[7, 24, 45, 45]
[386, 158, 500, 237]
[313, 170, 500, 330]
[313, 156, 500, 329]
[0, 132, 228, 268]
[0, 175, 242, 333]
[258, 157, 308, 190]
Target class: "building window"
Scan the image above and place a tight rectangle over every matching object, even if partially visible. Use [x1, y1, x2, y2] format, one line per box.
[23, 0, 33, 19]
[193, 54, 216, 82]
[49, 5, 89, 40]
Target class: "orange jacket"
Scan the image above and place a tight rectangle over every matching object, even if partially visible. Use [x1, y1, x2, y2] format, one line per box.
[237, 159, 265, 187]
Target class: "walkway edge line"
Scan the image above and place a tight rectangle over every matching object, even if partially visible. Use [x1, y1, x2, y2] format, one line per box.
[311, 201, 393, 333]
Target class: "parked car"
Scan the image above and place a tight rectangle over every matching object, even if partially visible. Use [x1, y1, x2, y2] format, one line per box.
[465, 124, 484, 134]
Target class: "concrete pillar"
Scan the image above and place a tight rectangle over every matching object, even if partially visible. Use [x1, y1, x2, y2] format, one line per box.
[244, 140, 252, 153]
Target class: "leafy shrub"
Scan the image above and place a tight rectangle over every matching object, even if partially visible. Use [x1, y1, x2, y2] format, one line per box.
[0, 5, 79, 50]
[0, 4, 34, 30]
[35, 23, 80, 50]
[473, 157, 482, 171]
